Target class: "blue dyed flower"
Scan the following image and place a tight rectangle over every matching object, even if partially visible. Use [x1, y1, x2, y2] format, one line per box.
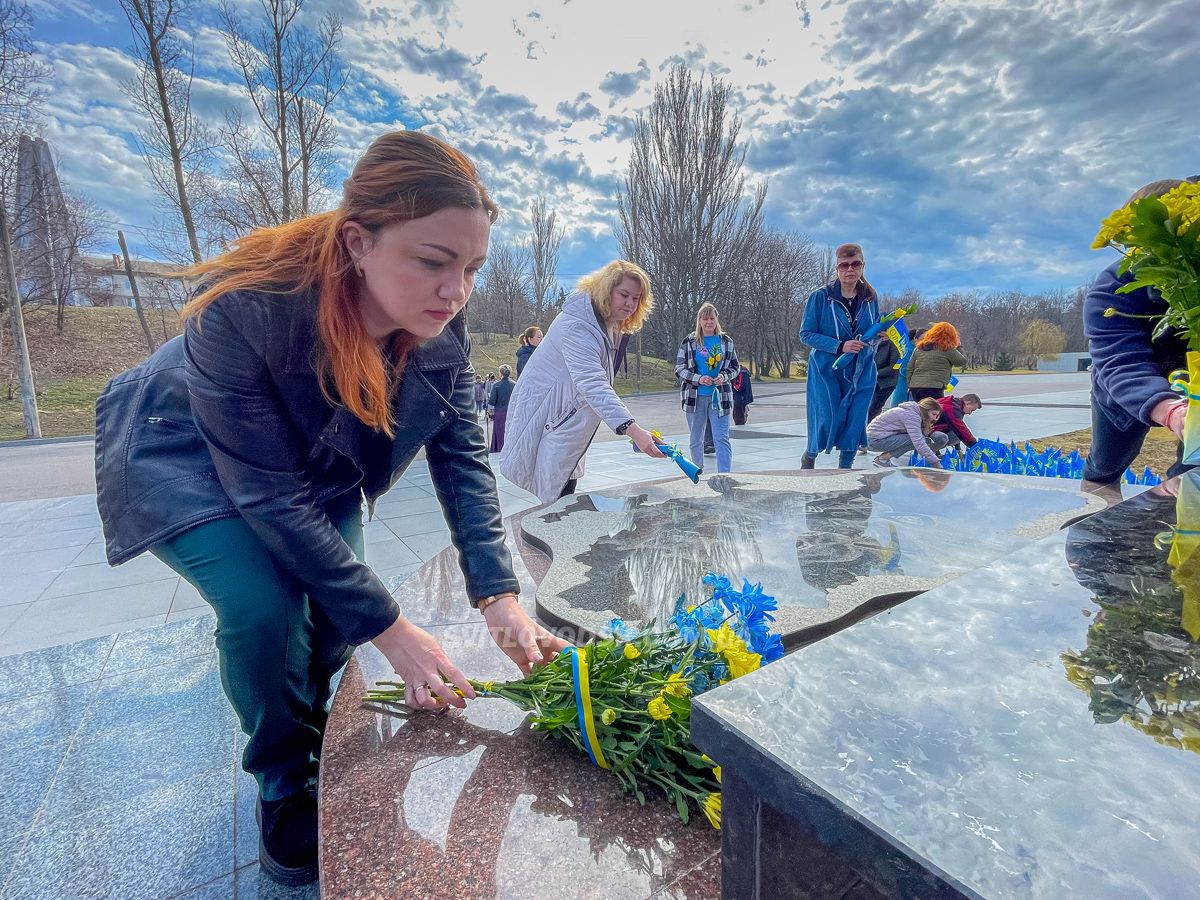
[604, 618, 640, 641]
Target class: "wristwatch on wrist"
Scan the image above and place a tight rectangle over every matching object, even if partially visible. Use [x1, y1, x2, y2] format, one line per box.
[475, 593, 515, 613]
[615, 419, 636, 436]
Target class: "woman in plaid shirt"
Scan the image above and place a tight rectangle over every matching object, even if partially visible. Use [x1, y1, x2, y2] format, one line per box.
[675, 302, 739, 472]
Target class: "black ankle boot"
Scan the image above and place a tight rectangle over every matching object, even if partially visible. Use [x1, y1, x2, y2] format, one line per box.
[801, 452, 816, 470]
[257, 788, 319, 886]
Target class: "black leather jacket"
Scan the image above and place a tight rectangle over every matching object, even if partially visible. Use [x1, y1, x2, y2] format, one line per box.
[95, 288, 518, 645]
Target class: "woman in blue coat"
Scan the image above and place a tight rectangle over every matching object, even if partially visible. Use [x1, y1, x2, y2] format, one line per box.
[799, 243, 881, 469]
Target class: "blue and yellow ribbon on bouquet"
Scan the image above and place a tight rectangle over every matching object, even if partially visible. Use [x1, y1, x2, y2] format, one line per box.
[566, 646, 609, 769]
[1168, 353, 1199, 467]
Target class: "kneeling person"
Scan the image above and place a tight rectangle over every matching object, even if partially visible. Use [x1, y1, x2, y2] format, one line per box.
[866, 398, 949, 468]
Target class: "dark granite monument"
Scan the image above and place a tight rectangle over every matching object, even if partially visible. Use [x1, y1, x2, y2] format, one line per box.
[692, 473, 1200, 899]
[520, 470, 1105, 646]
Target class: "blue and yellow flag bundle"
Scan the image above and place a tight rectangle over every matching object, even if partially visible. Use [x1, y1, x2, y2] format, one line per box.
[906, 438, 1162, 486]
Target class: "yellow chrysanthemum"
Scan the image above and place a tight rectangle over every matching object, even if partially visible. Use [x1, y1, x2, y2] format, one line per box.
[623, 643, 641, 660]
[664, 672, 691, 698]
[601, 707, 617, 725]
[702, 792, 722, 829]
[1091, 205, 1134, 249]
[1161, 182, 1200, 227]
[713, 765, 722, 784]
[725, 648, 762, 680]
[706, 624, 748, 656]
[647, 696, 672, 720]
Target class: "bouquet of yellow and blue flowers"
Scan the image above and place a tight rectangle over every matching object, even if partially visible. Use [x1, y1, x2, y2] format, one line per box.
[1093, 180, 1200, 465]
[365, 573, 784, 828]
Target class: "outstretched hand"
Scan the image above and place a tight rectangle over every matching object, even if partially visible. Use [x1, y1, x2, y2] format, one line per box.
[371, 616, 475, 710]
[627, 423, 667, 458]
[483, 596, 572, 675]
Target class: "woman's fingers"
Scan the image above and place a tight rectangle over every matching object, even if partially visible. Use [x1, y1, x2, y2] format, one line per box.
[436, 656, 475, 703]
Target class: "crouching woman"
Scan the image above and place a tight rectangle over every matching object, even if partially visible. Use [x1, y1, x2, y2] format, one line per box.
[93, 131, 566, 887]
[866, 397, 950, 468]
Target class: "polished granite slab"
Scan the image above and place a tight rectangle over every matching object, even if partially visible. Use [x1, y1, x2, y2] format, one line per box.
[317, 519, 721, 899]
[692, 474, 1200, 898]
[520, 470, 1105, 645]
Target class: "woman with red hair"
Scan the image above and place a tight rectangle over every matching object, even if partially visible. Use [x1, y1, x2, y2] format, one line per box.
[905, 321, 967, 401]
[94, 131, 568, 886]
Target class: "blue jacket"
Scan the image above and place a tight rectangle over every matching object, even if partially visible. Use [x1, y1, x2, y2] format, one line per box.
[94, 288, 518, 645]
[515, 343, 535, 376]
[800, 283, 881, 452]
[1084, 261, 1187, 431]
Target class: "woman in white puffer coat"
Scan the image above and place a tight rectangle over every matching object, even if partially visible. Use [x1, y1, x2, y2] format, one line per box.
[500, 260, 665, 504]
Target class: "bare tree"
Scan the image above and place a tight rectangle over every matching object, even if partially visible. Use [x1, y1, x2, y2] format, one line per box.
[119, 0, 212, 264]
[213, 0, 346, 231]
[479, 240, 529, 338]
[13, 189, 108, 327]
[726, 229, 822, 378]
[616, 66, 766, 359]
[527, 194, 562, 324]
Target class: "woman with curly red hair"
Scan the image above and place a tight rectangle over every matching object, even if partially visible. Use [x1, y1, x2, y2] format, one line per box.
[905, 321, 967, 401]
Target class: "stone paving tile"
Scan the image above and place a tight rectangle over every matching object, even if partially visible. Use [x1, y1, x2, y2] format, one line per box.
[364, 537, 422, 570]
[0, 511, 100, 538]
[380, 514, 450, 539]
[0, 544, 88, 577]
[0, 526, 98, 554]
[103, 614, 218, 677]
[167, 606, 216, 624]
[399, 529, 454, 563]
[83, 652, 231, 736]
[234, 864, 320, 900]
[0, 603, 30, 635]
[169, 578, 207, 613]
[40, 554, 176, 599]
[3, 767, 235, 900]
[0, 683, 98, 756]
[0, 581, 176, 655]
[0, 571, 59, 610]
[60, 539, 111, 567]
[0, 738, 71, 837]
[0, 635, 113, 704]
[42, 711, 235, 824]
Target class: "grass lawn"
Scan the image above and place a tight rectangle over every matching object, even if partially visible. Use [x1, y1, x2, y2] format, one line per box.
[1, 375, 112, 441]
[471, 331, 678, 395]
[1029, 427, 1181, 478]
[0, 332, 681, 440]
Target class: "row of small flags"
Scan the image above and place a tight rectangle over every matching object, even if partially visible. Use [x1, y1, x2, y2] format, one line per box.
[907, 438, 1162, 486]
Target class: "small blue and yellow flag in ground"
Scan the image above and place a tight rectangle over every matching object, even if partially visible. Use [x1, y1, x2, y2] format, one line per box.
[945, 374, 959, 393]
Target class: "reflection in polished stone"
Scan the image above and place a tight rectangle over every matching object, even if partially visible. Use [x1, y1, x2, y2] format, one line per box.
[692, 480, 1200, 898]
[522, 470, 1106, 644]
[1064, 475, 1200, 755]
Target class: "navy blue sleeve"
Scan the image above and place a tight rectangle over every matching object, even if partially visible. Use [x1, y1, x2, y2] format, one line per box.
[1084, 262, 1176, 426]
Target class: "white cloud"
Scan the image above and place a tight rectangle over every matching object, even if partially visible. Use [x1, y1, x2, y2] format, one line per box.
[26, 0, 1198, 294]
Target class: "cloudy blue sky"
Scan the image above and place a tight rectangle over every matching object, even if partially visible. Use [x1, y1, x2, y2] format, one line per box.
[26, 0, 1199, 296]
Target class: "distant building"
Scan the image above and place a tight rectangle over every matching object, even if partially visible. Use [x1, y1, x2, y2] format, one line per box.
[78, 255, 193, 309]
[1037, 351, 1091, 373]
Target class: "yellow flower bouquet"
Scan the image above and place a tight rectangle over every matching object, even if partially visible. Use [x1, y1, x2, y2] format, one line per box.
[365, 572, 784, 828]
[1093, 181, 1200, 464]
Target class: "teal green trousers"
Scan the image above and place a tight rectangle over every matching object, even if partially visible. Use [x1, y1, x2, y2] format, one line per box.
[152, 491, 364, 801]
